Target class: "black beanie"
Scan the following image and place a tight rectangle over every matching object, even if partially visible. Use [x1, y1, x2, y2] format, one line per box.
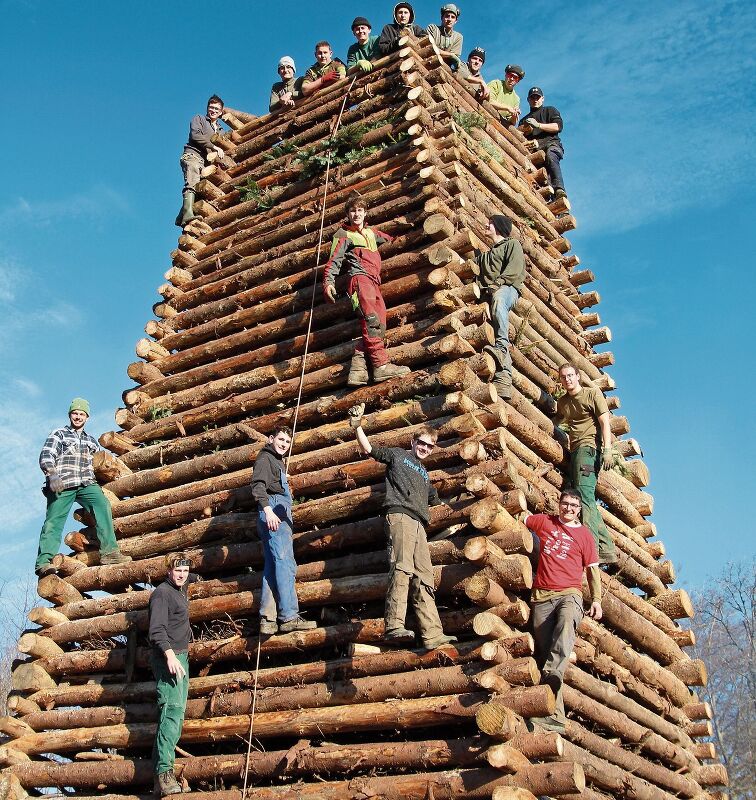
[490, 214, 512, 238]
[352, 16, 371, 29]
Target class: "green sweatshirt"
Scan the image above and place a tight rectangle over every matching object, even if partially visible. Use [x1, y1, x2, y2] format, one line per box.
[346, 36, 380, 68]
[475, 238, 526, 293]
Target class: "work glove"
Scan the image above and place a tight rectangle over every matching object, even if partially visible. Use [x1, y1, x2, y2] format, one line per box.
[356, 59, 373, 73]
[47, 471, 64, 494]
[601, 447, 614, 471]
[348, 403, 366, 428]
[321, 71, 340, 84]
[523, 117, 540, 129]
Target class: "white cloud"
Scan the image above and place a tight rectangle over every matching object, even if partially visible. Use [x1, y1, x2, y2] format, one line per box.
[12, 378, 41, 397]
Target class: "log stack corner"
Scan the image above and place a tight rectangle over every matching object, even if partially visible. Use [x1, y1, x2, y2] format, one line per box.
[1, 36, 729, 800]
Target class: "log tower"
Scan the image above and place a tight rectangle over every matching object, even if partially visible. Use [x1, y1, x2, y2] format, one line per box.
[1, 37, 729, 800]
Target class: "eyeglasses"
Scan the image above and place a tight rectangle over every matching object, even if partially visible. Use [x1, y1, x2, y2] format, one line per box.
[559, 502, 581, 509]
[414, 439, 435, 449]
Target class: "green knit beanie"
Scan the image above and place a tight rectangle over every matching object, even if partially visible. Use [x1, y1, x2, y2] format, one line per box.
[69, 398, 90, 416]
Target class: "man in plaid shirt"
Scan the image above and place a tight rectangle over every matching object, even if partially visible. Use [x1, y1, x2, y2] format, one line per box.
[35, 398, 131, 577]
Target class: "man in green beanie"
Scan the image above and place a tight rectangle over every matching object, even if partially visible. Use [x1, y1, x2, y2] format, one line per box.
[35, 398, 131, 577]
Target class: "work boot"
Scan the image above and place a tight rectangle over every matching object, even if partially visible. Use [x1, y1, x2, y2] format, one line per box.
[100, 550, 133, 566]
[347, 351, 369, 386]
[279, 616, 318, 633]
[154, 770, 182, 796]
[492, 375, 512, 400]
[259, 618, 278, 636]
[383, 626, 415, 644]
[423, 634, 458, 649]
[35, 563, 57, 578]
[554, 188, 568, 200]
[175, 189, 197, 228]
[372, 362, 411, 383]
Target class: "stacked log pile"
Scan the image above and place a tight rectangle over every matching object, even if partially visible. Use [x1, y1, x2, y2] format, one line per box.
[1, 37, 729, 800]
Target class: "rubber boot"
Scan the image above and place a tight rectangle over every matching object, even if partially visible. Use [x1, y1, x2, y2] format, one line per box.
[175, 189, 197, 228]
[347, 351, 369, 386]
[373, 362, 411, 382]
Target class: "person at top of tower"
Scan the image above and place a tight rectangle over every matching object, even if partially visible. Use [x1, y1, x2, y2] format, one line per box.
[269, 56, 303, 113]
[426, 4, 463, 70]
[458, 46, 489, 100]
[302, 41, 346, 96]
[378, 2, 426, 55]
[488, 64, 524, 125]
[347, 16, 380, 73]
[519, 86, 567, 201]
[323, 193, 410, 386]
[524, 489, 603, 733]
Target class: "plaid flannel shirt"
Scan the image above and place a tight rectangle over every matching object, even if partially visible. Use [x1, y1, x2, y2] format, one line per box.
[38, 425, 99, 491]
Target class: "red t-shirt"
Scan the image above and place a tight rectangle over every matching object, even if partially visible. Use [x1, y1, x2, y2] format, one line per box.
[526, 514, 599, 591]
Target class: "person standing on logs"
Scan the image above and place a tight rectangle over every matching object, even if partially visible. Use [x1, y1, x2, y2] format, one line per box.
[347, 16, 380, 74]
[523, 489, 602, 733]
[378, 2, 426, 55]
[176, 94, 228, 228]
[323, 193, 411, 385]
[269, 56, 303, 113]
[350, 406, 458, 650]
[301, 41, 346, 96]
[426, 3, 463, 70]
[519, 86, 567, 201]
[474, 214, 526, 401]
[488, 64, 524, 125]
[555, 363, 618, 565]
[251, 426, 318, 635]
[35, 398, 131, 577]
[148, 552, 199, 796]
[458, 47, 490, 101]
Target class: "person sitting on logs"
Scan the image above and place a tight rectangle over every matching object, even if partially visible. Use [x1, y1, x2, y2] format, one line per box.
[176, 94, 228, 228]
[555, 363, 618, 565]
[458, 46, 490, 101]
[301, 41, 347, 96]
[35, 398, 131, 578]
[523, 489, 603, 733]
[519, 86, 567, 201]
[148, 552, 199, 796]
[474, 214, 525, 401]
[378, 2, 426, 55]
[426, 3, 463, 70]
[347, 16, 380, 74]
[488, 64, 525, 125]
[323, 193, 411, 385]
[349, 408, 458, 650]
[269, 56, 303, 113]
[251, 426, 318, 635]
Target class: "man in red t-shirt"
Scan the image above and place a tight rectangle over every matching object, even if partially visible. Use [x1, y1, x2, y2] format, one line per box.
[524, 488, 603, 732]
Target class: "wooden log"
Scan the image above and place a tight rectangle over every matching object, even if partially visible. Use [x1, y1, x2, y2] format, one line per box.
[485, 744, 531, 773]
[16, 633, 64, 660]
[35, 574, 83, 605]
[648, 589, 695, 620]
[11, 662, 56, 693]
[27, 606, 68, 627]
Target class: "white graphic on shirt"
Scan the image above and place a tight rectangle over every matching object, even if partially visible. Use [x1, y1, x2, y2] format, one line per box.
[541, 527, 576, 561]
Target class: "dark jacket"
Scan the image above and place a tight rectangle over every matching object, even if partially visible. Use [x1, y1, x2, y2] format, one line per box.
[251, 444, 287, 510]
[371, 446, 441, 525]
[184, 114, 221, 158]
[378, 3, 426, 54]
[475, 237, 526, 293]
[148, 576, 197, 654]
[520, 104, 563, 149]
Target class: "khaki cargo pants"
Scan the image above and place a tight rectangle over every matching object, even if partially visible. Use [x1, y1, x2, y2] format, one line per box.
[384, 512, 444, 644]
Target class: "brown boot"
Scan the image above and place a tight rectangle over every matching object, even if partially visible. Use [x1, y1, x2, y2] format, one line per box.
[373, 362, 410, 382]
[100, 550, 132, 566]
[347, 351, 369, 386]
[154, 770, 182, 796]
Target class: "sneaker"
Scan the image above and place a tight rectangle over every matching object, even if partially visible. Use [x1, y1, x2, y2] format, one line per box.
[383, 627, 415, 643]
[278, 616, 318, 633]
[259, 619, 278, 636]
[35, 563, 58, 578]
[372, 362, 411, 383]
[423, 634, 458, 649]
[155, 769, 182, 796]
[100, 550, 133, 566]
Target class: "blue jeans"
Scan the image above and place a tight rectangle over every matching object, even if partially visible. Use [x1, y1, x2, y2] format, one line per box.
[490, 284, 519, 379]
[257, 493, 299, 623]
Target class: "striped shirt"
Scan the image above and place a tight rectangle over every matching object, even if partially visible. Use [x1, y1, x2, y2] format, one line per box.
[39, 425, 99, 490]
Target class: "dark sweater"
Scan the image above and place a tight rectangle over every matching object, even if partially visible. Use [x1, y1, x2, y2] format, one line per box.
[148, 577, 195, 654]
[521, 104, 563, 149]
[250, 444, 287, 510]
[371, 446, 440, 525]
[378, 22, 426, 54]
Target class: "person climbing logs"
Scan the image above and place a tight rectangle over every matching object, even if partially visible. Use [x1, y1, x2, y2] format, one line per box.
[519, 86, 568, 201]
[458, 46, 489, 100]
[35, 398, 131, 577]
[488, 64, 524, 125]
[302, 41, 346, 96]
[323, 193, 410, 385]
[269, 56, 303, 113]
[555, 363, 618, 565]
[474, 214, 526, 401]
[176, 94, 228, 228]
[524, 489, 603, 733]
[347, 16, 380, 73]
[350, 406, 458, 650]
[426, 3, 463, 70]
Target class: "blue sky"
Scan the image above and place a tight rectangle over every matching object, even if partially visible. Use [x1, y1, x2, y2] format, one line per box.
[0, 0, 754, 606]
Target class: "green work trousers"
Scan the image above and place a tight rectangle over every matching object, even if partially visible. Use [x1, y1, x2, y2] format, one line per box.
[151, 650, 189, 775]
[567, 446, 616, 561]
[36, 483, 118, 571]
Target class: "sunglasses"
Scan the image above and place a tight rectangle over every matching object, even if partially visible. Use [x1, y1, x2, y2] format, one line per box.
[414, 439, 435, 449]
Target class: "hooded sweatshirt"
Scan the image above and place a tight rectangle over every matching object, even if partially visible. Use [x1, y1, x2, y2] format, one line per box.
[378, 3, 426, 55]
[475, 216, 526, 293]
[250, 443, 288, 510]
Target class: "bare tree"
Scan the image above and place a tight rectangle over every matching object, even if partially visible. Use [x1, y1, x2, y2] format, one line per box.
[691, 559, 755, 800]
[0, 576, 38, 711]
